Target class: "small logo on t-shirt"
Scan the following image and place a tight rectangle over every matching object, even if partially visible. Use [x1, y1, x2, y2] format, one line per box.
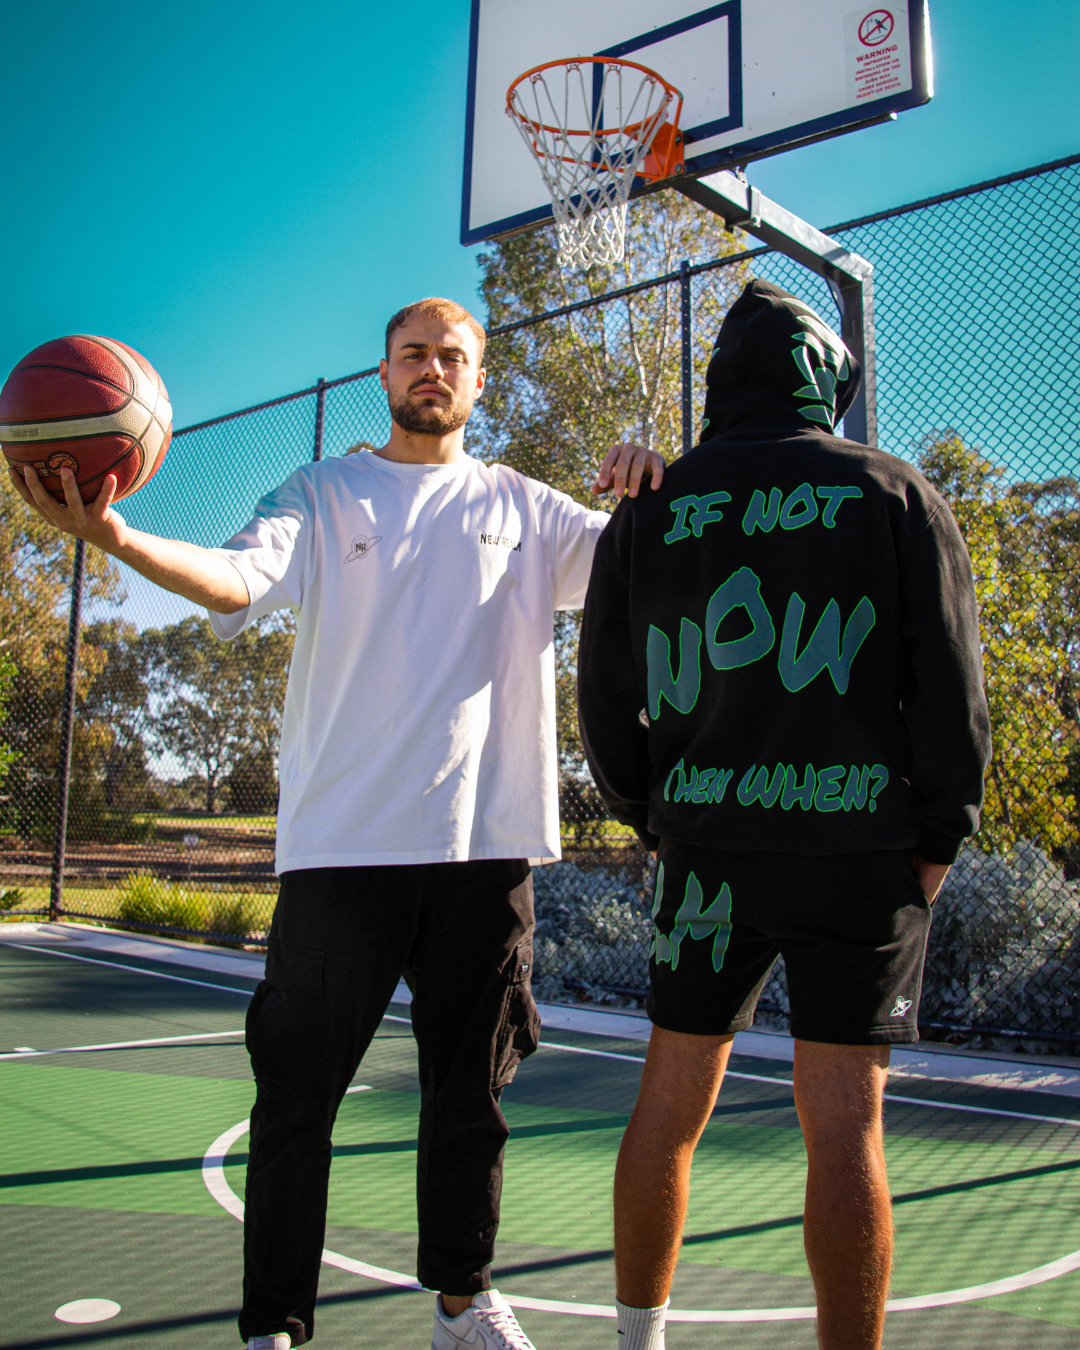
[890, 995, 913, 1018]
[479, 532, 521, 552]
[344, 534, 381, 563]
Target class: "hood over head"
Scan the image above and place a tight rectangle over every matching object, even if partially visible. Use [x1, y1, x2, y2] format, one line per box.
[698, 278, 862, 443]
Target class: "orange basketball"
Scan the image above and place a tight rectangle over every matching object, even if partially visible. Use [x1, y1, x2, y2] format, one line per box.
[0, 335, 172, 505]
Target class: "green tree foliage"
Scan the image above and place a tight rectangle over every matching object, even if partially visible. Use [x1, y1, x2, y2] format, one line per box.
[0, 481, 297, 834]
[0, 479, 122, 838]
[0, 650, 16, 784]
[918, 433, 1079, 857]
[80, 620, 155, 808]
[144, 614, 293, 813]
[472, 190, 751, 783]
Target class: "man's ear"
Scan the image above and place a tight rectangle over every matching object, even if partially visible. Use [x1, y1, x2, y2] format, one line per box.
[379, 357, 389, 392]
[474, 366, 486, 399]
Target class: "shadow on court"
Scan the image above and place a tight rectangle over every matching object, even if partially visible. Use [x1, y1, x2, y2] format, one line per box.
[3, 939, 1079, 1349]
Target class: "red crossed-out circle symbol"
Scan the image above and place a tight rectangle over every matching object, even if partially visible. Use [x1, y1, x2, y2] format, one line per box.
[858, 10, 894, 45]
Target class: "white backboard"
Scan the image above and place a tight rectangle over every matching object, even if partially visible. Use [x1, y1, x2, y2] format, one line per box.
[462, 0, 931, 244]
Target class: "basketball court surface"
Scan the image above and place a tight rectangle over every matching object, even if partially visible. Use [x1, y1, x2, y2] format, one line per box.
[3, 922, 1079, 1350]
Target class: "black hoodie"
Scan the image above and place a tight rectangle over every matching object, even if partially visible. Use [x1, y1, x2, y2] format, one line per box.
[577, 279, 991, 866]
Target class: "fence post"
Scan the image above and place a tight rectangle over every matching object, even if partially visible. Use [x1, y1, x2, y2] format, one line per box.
[679, 260, 692, 454]
[313, 377, 326, 462]
[49, 538, 85, 923]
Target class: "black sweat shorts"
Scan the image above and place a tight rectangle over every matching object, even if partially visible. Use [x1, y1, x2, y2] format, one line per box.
[647, 838, 932, 1045]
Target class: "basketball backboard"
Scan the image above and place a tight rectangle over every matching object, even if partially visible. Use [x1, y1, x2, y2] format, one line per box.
[462, 0, 932, 246]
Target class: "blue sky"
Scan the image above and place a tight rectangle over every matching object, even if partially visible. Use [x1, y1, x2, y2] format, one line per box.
[3, 1, 1078, 628]
[3, 0, 1077, 432]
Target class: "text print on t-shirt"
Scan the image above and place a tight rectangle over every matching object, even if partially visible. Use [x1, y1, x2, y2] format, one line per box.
[479, 532, 522, 551]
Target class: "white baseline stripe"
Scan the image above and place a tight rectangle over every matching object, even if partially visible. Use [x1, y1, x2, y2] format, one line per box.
[882, 1091, 1080, 1130]
[6, 952, 1074, 1129]
[0, 1029, 245, 1060]
[0, 943, 258, 995]
[533, 1040, 1080, 1127]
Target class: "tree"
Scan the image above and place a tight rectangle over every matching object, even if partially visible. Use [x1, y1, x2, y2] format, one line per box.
[0, 650, 15, 786]
[918, 434, 1079, 857]
[472, 190, 752, 789]
[145, 614, 293, 812]
[78, 620, 156, 808]
[0, 478, 122, 840]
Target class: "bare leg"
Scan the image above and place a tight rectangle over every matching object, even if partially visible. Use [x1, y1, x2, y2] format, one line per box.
[440, 1295, 473, 1317]
[613, 1027, 735, 1307]
[794, 1041, 892, 1350]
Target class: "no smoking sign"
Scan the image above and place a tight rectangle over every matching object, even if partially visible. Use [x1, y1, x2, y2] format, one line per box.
[858, 9, 895, 45]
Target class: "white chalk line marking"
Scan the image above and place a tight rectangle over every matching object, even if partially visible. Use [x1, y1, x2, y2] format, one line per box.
[532, 1039, 1080, 1128]
[202, 1086, 1080, 1322]
[8, 948, 1078, 1127]
[14, 939, 1080, 1313]
[1, 943, 257, 995]
[1, 1029, 246, 1060]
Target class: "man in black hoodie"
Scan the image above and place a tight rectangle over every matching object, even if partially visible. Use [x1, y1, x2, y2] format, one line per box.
[577, 279, 991, 1350]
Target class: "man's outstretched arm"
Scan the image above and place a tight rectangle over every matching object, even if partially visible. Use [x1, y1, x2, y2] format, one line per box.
[9, 465, 249, 614]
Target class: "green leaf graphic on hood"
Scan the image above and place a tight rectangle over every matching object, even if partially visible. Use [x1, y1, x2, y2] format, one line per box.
[790, 314, 852, 429]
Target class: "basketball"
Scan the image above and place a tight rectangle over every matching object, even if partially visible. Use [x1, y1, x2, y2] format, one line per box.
[0, 335, 172, 505]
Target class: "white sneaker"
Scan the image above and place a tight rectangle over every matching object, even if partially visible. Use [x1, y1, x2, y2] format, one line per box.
[246, 1337, 291, 1350]
[432, 1290, 538, 1349]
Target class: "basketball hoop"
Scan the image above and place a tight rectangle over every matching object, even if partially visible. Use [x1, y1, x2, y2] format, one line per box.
[507, 58, 684, 270]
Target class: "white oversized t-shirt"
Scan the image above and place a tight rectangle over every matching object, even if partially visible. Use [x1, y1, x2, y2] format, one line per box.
[209, 451, 609, 872]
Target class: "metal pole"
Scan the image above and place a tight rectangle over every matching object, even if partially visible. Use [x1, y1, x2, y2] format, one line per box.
[672, 172, 877, 444]
[679, 260, 692, 454]
[313, 377, 326, 462]
[830, 273, 877, 446]
[50, 538, 85, 923]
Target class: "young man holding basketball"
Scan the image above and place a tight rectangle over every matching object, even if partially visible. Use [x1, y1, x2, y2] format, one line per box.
[11, 297, 665, 1350]
[577, 280, 991, 1350]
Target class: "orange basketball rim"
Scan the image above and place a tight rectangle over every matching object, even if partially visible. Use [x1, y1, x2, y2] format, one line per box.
[507, 57, 685, 183]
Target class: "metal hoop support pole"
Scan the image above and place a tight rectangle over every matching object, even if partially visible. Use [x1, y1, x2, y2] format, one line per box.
[673, 173, 877, 445]
[313, 377, 327, 462]
[679, 259, 692, 454]
[50, 538, 85, 923]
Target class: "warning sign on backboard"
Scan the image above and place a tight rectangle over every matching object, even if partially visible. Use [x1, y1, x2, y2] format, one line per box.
[845, 8, 912, 105]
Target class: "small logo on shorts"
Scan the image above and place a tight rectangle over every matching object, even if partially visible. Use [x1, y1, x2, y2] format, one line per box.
[344, 534, 381, 563]
[890, 995, 913, 1018]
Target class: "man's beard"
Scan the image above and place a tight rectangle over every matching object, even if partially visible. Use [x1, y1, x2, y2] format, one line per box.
[389, 383, 471, 435]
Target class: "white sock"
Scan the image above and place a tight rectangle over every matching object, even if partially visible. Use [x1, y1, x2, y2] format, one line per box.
[616, 1297, 668, 1350]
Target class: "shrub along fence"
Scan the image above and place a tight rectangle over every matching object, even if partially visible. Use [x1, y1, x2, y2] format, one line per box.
[3, 155, 1077, 1051]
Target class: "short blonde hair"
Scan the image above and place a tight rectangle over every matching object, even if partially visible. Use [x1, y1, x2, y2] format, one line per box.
[385, 297, 487, 364]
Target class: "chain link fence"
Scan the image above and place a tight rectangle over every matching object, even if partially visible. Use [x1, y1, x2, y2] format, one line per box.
[3, 155, 1077, 1051]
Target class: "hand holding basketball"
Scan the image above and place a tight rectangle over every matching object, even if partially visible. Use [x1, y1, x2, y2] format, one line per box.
[1, 335, 172, 507]
[10, 457, 129, 553]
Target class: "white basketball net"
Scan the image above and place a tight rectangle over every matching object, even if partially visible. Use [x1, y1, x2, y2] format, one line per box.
[508, 61, 677, 270]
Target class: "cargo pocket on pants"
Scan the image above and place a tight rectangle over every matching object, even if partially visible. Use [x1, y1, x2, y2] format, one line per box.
[492, 936, 541, 1090]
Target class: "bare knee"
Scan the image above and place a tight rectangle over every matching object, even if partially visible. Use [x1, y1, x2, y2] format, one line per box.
[793, 1040, 889, 1153]
[624, 1027, 735, 1148]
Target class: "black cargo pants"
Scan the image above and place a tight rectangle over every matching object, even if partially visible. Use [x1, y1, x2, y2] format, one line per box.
[238, 859, 539, 1344]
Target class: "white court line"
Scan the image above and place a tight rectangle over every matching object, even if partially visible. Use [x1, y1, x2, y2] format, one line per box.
[202, 1102, 1080, 1322]
[530, 1039, 1080, 1128]
[0, 943, 257, 995]
[5, 953, 1076, 1129]
[0, 1029, 246, 1061]
[13, 939, 1079, 1318]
